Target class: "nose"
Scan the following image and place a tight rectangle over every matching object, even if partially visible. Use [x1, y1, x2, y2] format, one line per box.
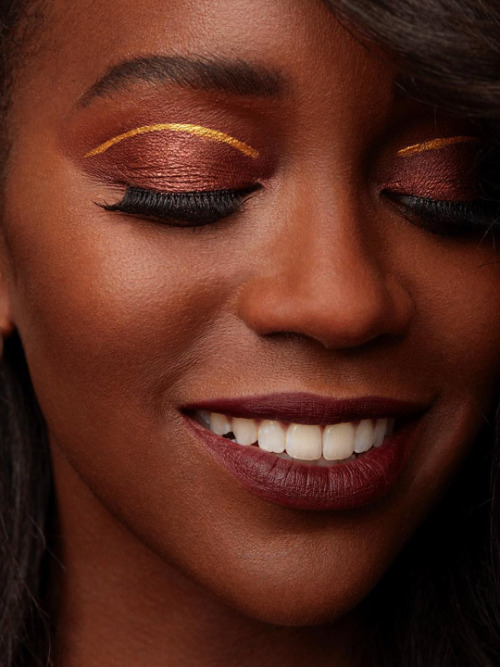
[237, 198, 414, 350]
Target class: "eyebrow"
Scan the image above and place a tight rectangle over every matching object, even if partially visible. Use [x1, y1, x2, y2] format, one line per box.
[77, 54, 285, 107]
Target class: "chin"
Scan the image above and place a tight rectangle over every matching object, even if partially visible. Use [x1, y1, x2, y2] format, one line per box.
[182, 551, 380, 627]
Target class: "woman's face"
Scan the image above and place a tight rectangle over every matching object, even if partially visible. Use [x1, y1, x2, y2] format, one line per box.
[2, 0, 500, 626]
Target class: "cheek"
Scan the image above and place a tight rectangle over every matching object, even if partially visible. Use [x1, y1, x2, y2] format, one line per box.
[389, 233, 500, 507]
[430, 255, 500, 390]
[3, 158, 237, 440]
[388, 225, 500, 391]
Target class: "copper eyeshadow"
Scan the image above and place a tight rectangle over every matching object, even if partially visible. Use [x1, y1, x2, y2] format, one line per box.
[379, 140, 481, 201]
[80, 128, 272, 193]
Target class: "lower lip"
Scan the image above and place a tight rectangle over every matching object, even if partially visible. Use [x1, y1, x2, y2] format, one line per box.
[184, 416, 420, 511]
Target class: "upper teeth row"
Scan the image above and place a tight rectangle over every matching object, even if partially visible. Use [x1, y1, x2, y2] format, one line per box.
[198, 411, 395, 463]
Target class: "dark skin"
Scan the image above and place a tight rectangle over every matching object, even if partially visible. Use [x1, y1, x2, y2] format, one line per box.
[1, 0, 500, 664]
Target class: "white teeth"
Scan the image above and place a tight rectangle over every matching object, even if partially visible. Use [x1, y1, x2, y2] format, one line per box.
[373, 418, 388, 448]
[202, 411, 395, 464]
[286, 424, 323, 461]
[232, 417, 258, 446]
[210, 412, 232, 436]
[354, 419, 374, 453]
[323, 422, 356, 460]
[258, 420, 286, 453]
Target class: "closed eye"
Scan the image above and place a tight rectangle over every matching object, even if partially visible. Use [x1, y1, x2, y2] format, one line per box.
[383, 191, 500, 238]
[96, 184, 262, 227]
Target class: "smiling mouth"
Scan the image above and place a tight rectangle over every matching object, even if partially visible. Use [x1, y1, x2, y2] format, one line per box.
[193, 411, 396, 466]
[182, 393, 426, 511]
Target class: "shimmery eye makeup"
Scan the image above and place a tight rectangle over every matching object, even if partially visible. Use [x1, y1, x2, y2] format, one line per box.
[83, 121, 266, 226]
[376, 133, 500, 238]
[398, 135, 479, 157]
[85, 123, 260, 159]
[379, 137, 482, 203]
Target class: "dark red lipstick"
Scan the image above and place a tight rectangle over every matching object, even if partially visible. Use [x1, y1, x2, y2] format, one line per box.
[182, 393, 427, 511]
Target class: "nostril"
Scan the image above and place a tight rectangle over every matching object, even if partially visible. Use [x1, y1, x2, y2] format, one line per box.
[238, 281, 414, 350]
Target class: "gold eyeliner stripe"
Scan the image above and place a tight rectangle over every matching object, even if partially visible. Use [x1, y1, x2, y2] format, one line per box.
[398, 136, 479, 157]
[84, 123, 260, 159]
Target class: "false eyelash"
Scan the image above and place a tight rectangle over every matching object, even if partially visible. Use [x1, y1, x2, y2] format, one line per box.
[386, 193, 500, 238]
[99, 185, 500, 238]
[97, 185, 261, 226]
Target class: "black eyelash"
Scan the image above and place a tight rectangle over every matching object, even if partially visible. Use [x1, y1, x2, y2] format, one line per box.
[386, 193, 500, 238]
[98, 185, 261, 227]
[100, 185, 500, 238]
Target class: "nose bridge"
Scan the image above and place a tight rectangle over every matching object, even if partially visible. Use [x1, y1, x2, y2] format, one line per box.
[237, 185, 414, 349]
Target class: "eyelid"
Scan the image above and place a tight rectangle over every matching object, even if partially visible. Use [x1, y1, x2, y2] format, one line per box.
[84, 123, 260, 159]
[398, 136, 480, 157]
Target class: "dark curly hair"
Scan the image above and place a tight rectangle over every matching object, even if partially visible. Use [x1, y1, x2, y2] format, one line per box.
[1, 1, 500, 665]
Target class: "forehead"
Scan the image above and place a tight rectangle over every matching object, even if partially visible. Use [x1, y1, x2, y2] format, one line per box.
[13, 0, 396, 126]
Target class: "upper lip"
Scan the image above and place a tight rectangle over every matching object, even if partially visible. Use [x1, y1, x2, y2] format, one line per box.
[182, 392, 428, 425]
